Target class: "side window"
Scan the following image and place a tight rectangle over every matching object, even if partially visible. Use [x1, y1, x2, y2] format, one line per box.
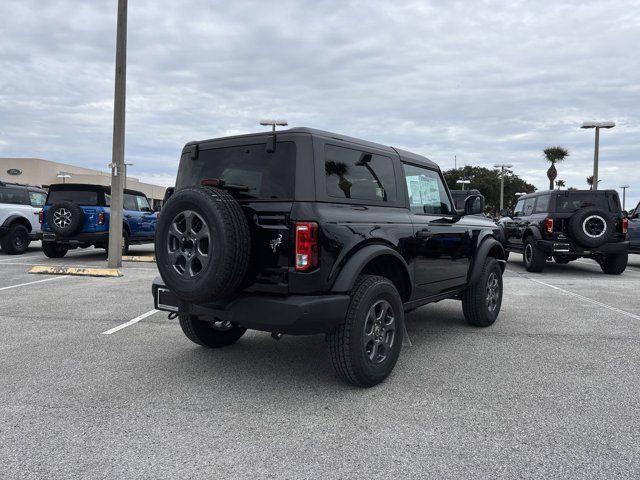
[104, 194, 111, 207]
[29, 191, 47, 208]
[523, 197, 536, 216]
[136, 195, 151, 212]
[534, 194, 550, 213]
[123, 194, 137, 211]
[0, 186, 28, 205]
[403, 164, 453, 215]
[324, 144, 397, 202]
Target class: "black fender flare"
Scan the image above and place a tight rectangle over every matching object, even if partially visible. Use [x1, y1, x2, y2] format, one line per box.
[2, 215, 32, 232]
[467, 237, 506, 286]
[522, 226, 542, 242]
[331, 244, 412, 294]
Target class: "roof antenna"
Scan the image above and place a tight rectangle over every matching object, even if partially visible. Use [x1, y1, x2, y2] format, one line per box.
[260, 119, 288, 153]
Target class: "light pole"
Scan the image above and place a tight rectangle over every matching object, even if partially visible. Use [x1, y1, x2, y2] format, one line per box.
[494, 163, 513, 210]
[456, 179, 470, 190]
[56, 173, 71, 184]
[620, 185, 630, 210]
[107, 0, 127, 269]
[581, 121, 615, 191]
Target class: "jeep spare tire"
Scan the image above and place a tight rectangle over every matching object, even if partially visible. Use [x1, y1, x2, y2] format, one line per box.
[155, 186, 250, 303]
[568, 206, 615, 248]
[46, 201, 84, 236]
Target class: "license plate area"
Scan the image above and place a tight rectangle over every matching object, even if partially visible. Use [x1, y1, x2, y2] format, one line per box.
[553, 243, 570, 252]
[42, 233, 56, 241]
[156, 288, 179, 312]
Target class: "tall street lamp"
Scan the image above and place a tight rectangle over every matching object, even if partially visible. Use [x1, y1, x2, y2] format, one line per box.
[581, 121, 615, 191]
[456, 179, 470, 190]
[620, 185, 630, 210]
[494, 163, 513, 210]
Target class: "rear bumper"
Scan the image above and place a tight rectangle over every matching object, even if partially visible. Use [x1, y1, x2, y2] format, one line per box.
[535, 239, 629, 255]
[41, 231, 109, 245]
[152, 277, 349, 335]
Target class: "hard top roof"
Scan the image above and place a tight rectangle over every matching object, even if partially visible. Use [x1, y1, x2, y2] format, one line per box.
[47, 183, 146, 197]
[518, 189, 618, 199]
[187, 127, 439, 169]
[0, 180, 46, 192]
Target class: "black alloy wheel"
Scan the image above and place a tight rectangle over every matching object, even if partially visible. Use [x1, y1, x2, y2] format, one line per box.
[167, 210, 211, 278]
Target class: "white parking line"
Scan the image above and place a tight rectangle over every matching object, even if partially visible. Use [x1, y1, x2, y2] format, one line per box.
[526, 277, 640, 321]
[0, 254, 42, 262]
[101, 309, 159, 335]
[0, 275, 69, 291]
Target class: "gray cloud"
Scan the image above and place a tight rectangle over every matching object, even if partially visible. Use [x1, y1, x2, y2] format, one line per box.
[1, 0, 639, 206]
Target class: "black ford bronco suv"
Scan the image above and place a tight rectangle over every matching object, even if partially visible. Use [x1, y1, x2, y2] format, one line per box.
[499, 189, 629, 274]
[152, 128, 506, 387]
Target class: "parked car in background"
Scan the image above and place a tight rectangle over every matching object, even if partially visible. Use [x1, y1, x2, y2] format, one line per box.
[0, 181, 46, 254]
[450, 189, 484, 213]
[499, 189, 629, 274]
[628, 201, 640, 253]
[41, 183, 158, 258]
[152, 127, 507, 387]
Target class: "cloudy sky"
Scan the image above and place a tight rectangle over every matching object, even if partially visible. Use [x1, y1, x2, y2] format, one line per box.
[1, 0, 639, 207]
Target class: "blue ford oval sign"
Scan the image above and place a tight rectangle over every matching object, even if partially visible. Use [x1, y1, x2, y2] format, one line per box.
[7, 168, 22, 176]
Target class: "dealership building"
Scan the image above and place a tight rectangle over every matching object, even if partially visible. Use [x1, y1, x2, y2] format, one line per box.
[0, 157, 167, 207]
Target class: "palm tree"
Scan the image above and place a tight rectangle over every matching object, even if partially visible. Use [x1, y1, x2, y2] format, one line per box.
[555, 179, 565, 189]
[586, 175, 601, 190]
[543, 146, 569, 190]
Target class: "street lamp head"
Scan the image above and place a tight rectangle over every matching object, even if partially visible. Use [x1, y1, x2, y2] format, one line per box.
[620, 185, 630, 189]
[260, 119, 288, 127]
[456, 179, 470, 184]
[493, 163, 513, 168]
[581, 121, 615, 129]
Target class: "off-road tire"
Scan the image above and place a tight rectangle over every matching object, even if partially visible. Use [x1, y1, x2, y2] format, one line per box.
[42, 241, 68, 258]
[0, 223, 30, 254]
[328, 275, 404, 388]
[568, 207, 615, 248]
[104, 230, 129, 256]
[155, 186, 250, 303]
[462, 257, 503, 327]
[46, 201, 84, 236]
[179, 314, 246, 348]
[523, 236, 546, 272]
[600, 252, 628, 275]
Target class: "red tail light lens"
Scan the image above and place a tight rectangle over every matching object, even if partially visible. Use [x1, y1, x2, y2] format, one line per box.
[545, 217, 554, 234]
[295, 222, 318, 271]
[98, 212, 105, 225]
[621, 217, 628, 235]
[38, 210, 44, 224]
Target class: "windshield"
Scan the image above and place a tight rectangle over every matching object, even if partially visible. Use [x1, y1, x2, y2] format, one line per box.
[176, 142, 296, 200]
[29, 191, 47, 207]
[47, 190, 99, 206]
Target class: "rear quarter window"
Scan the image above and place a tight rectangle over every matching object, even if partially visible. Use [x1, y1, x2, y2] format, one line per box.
[534, 194, 550, 213]
[324, 144, 396, 202]
[176, 142, 296, 201]
[0, 186, 28, 205]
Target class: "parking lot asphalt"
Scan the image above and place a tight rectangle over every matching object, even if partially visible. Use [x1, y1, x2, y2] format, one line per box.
[1, 243, 639, 479]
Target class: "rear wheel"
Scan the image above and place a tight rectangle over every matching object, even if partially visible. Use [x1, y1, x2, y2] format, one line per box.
[42, 241, 68, 258]
[600, 252, 627, 275]
[523, 237, 546, 272]
[462, 257, 503, 327]
[104, 231, 129, 256]
[328, 275, 404, 387]
[179, 314, 246, 348]
[0, 223, 30, 254]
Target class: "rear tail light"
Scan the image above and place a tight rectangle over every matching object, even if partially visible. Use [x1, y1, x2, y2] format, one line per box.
[38, 210, 43, 224]
[621, 217, 629, 235]
[97, 212, 105, 225]
[295, 222, 318, 271]
[545, 217, 554, 234]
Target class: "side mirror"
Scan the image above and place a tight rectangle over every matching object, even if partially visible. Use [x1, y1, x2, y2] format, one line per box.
[153, 205, 161, 213]
[464, 195, 484, 215]
[499, 209, 509, 217]
[162, 187, 175, 204]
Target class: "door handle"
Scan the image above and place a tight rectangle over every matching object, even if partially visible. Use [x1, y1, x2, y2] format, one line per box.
[416, 229, 432, 238]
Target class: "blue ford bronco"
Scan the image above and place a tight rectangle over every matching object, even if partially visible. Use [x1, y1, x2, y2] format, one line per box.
[41, 183, 158, 258]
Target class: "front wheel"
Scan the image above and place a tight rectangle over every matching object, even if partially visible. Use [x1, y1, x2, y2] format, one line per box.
[462, 257, 503, 327]
[523, 237, 546, 272]
[328, 275, 404, 387]
[104, 231, 129, 256]
[42, 241, 68, 258]
[600, 252, 627, 275]
[179, 314, 246, 348]
[0, 223, 30, 254]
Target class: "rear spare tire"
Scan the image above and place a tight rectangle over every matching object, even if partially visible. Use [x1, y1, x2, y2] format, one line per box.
[47, 202, 84, 236]
[568, 207, 614, 248]
[155, 186, 250, 303]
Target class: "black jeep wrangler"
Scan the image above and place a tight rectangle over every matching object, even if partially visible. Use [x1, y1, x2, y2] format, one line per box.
[152, 128, 506, 386]
[499, 189, 629, 274]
